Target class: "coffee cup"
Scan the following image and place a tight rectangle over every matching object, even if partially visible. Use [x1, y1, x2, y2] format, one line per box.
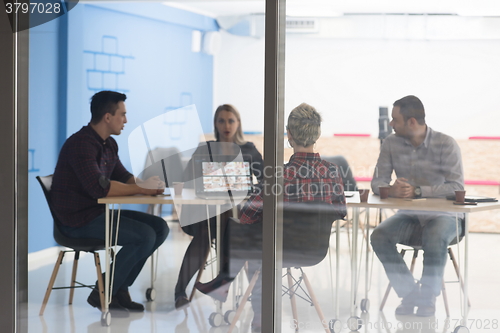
[379, 186, 390, 199]
[455, 190, 466, 203]
[173, 182, 184, 196]
[358, 189, 369, 202]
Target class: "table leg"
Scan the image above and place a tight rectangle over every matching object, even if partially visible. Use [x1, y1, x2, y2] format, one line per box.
[463, 213, 469, 325]
[216, 205, 222, 314]
[351, 207, 359, 316]
[347, 207, 361, 331]
[102, 204, 111, 326]
[363, 208, 370, 309]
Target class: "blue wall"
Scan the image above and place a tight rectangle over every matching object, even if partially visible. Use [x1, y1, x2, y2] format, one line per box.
[28, 3, 217, 253]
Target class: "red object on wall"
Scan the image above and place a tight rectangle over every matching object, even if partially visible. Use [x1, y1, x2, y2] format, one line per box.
[468, 136, 500, 140]
[334, 134, 371, 137]
[354, 177, 500, 186]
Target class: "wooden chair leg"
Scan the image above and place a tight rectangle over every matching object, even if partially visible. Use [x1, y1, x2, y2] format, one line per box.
[93, 252, 105, 312]
[286, 268, 299, 331]
[40, 251, 66, 316]
[380, 249, 407, 311]
[228, 268, 261, 333]
[441, 278, 450, 317]
[68, 251, 80, 305]
[448, 248, 471, 307]
[302, 271, 331, 333]
[379, 282, 393, 311]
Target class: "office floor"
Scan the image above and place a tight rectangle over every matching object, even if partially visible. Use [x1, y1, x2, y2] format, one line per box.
[27, 220, 500, 333]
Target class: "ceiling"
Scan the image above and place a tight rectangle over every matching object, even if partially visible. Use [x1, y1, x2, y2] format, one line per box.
[162, 0, 500, 18]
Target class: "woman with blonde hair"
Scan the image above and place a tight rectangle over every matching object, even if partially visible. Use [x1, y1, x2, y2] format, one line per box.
[174, 104, 263, 309]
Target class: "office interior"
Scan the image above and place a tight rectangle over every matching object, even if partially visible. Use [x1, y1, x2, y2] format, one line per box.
[6, 0, 500, 332]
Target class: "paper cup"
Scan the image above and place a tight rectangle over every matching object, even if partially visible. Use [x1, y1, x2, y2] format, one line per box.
[379, 186, 390, 199]
[455, 190, 466, 203]
[173, 182, 184, 196]
[358, 189, 369, 202]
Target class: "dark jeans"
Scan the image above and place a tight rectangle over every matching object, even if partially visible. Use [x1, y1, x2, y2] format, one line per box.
[370, 213, 461, 298]
[60, 210, 169, 295]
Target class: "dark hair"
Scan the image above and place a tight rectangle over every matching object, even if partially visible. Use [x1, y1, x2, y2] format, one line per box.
[393, 95, 425, 125]
[90, 91, 127, 124]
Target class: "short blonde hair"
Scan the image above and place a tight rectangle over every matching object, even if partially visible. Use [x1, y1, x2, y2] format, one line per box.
[213, 104, 246, 145]
[287, 103, 322, 147]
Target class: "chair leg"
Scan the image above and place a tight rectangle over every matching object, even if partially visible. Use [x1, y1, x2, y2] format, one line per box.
[286, 268, 299, 331]
[380, 249, 407, 311]
[228, 268, 261, 333]
[441, 278, 450, 317]
[40, 251, 66, 316]
[93, 252, 105, 312]
[409, 249, 419, 274]
[448, 248, 471, 307]
[301, 271, 331, 333]
[68, 251, 80, 305]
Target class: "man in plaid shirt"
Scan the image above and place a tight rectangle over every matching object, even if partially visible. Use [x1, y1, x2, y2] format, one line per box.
[51, 91, 169, 316]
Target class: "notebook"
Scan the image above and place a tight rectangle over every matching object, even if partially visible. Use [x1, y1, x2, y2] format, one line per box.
[193, 154, 253, 200]
[446, 195, 498, 203]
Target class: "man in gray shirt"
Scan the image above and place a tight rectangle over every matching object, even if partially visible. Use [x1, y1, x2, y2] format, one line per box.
[371, 95, 464, 317]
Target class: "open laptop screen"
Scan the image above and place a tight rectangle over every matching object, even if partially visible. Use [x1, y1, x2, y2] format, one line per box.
[193, 153, 253, 198]
[202, 161, 252, 192]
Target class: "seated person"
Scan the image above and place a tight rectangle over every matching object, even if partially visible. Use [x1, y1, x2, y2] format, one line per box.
[174, 104, 263, 309]
[195, 103, 347, 333]
[51, 90, 169, 316]
[370, 95, 464, 317]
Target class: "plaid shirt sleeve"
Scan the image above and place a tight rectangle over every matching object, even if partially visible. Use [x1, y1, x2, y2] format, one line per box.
[239, 184, 264, 224]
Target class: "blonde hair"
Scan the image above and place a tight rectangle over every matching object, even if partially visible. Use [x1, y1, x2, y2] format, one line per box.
[214, 104, 246, 145]
[287, 103, 322, 147]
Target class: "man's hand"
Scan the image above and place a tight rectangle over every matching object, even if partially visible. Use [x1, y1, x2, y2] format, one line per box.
[138, 176, 165, 195]
[390, 178, 415, 198]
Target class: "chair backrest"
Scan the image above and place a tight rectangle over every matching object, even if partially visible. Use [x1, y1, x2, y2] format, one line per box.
[36, 175, 105, 251]
[139, 147, 184, 187]
[227, 202, 341, 268]
[36, 175, 57, 221]
[282, 202, 340, 267]
[322, 155, 357, 191]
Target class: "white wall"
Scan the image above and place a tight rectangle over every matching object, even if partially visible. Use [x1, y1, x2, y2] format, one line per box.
[214, 15, 500, 139]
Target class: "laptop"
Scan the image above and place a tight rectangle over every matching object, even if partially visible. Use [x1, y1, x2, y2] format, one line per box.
[193, 154, 254, 200]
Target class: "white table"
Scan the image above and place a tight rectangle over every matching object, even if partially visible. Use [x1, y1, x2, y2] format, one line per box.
[98, 189, 228, 326]
[345, 193, 500, 333]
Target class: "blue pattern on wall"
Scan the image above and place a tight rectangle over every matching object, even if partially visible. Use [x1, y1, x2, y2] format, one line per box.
[28, 149, 40, 172]
[163, 92, 192, 141]
[84, 35, 134, 93]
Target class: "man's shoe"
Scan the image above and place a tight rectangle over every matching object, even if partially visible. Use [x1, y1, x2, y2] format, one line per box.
[416, 304, 436, 317]
[87, 288, 130, 318]
[416, 285, 436, 317]
[115, 289, 145, 312]
[395, 284, 420, 316]
[395, 302, 416, 316]
[175, 295, 190, 309]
